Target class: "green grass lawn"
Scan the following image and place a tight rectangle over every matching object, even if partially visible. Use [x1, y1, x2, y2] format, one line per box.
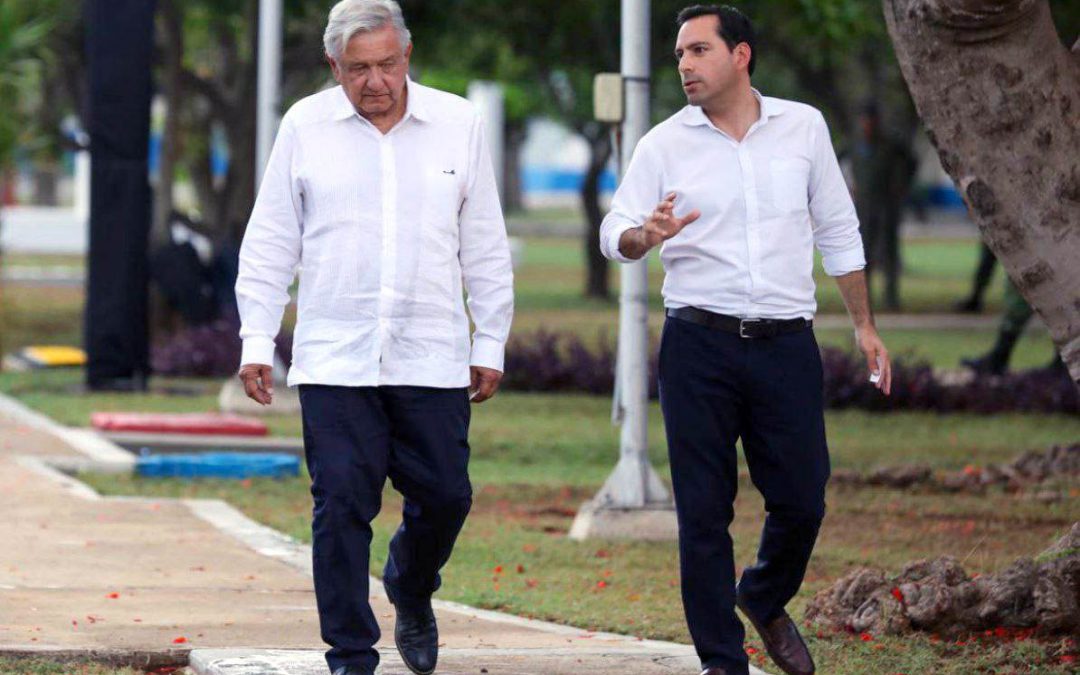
[2, 369, 1077, 672]
[73, 386, 1079, 674]
[4, 369, 1079, 481]
[0, 659, 144, 675]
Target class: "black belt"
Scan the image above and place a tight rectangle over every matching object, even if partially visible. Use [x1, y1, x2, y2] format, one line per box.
[666, 306, 811, 338]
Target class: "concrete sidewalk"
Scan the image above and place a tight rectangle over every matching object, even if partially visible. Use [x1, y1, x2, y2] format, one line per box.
[0, 398, 769, 674]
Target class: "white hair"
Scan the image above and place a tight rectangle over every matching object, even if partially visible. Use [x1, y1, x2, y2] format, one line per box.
[323, 0, 411, 60]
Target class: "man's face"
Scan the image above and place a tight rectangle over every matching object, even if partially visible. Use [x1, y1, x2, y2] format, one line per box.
[329, 24, 411, 118]
[675, 15, 748, 107]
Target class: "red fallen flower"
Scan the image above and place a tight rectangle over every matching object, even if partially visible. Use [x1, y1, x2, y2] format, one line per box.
[745, 647, 758, 655]
[525, 579, 539, 588]
[595, 549, 611, 558]
[860, 633, 873, 641]
[516, 564, 525, 574]
[994, 627, 1008, 638]
[493, 565, 503, 574]
[891, 587, 904, 603]
[106, 592, 120, 599]
[596, 580, 608, 589]
[173, 636, 188, 644]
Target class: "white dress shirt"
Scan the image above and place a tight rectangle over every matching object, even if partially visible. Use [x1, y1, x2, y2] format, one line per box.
[600, 92, 865, 320]
[236, 79, 514, 388]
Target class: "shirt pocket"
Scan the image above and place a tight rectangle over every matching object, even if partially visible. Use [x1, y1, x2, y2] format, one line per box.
[769, 157, 811, 215]
[422, 165, 464, 229]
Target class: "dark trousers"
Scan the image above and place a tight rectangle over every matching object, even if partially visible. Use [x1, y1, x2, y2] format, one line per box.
[658, 317, 830, 674]
[298, 385, 473, 674]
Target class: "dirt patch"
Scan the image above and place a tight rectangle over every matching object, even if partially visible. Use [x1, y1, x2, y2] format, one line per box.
[805, 522, 1080, 638]
[831, 444, 1078, 496]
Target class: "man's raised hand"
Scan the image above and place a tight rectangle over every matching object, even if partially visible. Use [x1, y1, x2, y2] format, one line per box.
[642, 192, 701, 248]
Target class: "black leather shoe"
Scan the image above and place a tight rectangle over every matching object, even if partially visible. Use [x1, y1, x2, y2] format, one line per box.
[737, 596, 815, 675]
[385, 582, 438, 674]
[331, 666, 372, 675]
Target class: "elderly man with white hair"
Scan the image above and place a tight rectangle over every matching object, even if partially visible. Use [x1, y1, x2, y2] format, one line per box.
[234, 1, 514, 673]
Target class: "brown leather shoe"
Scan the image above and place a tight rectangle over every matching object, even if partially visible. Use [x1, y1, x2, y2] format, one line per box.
[736, 596, 815, 675]
[700, 669, 728, 675]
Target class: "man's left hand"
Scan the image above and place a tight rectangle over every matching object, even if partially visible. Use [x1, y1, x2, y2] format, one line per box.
[469, 366, 503, 404]
[855, 326, 892, 396]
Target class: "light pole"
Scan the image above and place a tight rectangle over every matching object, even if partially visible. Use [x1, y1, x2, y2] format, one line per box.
[569, 0, 677, 541]
[256, 0, 283, 188]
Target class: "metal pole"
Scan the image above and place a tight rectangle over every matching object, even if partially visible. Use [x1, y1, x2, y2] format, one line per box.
[570, 0, 675, 540]
[616, 0, 670, 507]
[256, 0, 283, 190]
[589, 0, 670, 510]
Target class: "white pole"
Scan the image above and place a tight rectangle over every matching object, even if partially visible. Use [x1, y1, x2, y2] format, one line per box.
[584, 0, 670, 512]
[570, 0, 674, 540]
[256, 0, 283, 191]
[615, 0, 669, 508]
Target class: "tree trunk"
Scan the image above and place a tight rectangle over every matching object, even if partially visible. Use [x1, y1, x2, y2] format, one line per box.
[883, 0, 1080, 385]
[152, 0, 182, 247]
[581, 128, 613, 299]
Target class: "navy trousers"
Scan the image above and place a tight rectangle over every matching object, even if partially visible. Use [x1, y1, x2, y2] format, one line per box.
[658, 316, 830, 675]
[298, 385, 472, 674]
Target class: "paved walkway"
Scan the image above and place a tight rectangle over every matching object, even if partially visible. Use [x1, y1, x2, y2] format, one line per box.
[0, 396, 769, 674]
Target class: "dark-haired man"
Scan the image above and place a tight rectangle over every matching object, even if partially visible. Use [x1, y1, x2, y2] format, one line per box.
[600, 5, 891, 675]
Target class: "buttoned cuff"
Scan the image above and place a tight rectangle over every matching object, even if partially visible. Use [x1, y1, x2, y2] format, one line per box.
[822, 246, 867, 277]
[603, 222, 638, 263]
[469, 336, 505, 372]
[240, 336, 277, 369]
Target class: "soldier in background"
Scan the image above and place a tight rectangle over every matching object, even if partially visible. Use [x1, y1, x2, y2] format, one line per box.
[851, 102, 917, 311]
[961, 277, 1064, 375]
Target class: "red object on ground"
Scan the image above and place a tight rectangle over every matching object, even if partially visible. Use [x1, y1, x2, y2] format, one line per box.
[90, 412, 268, 437]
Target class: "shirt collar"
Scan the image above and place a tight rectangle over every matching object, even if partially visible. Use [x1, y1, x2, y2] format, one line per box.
[680, 88, 784, 127]
[332, 76, 429, 124]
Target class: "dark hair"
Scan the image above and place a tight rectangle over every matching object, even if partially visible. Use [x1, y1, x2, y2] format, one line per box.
[676, 5, 756, 76]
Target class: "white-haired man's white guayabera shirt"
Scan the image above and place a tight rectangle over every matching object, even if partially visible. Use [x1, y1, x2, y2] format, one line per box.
[237, 78, 514, 387]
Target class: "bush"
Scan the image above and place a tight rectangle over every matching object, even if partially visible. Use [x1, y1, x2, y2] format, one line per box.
[151, 326, 1077, 414]
[150, 318, 292, 378]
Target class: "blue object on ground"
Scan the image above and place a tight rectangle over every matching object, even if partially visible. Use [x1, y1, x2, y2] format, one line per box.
[136, 452, 300, 479]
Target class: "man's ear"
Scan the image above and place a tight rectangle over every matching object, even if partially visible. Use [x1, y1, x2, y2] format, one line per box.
[735, 43, 752, 72]
[327, 53, 342, 83]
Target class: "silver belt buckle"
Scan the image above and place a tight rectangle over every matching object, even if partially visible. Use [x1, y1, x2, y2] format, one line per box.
[739, 319, 759, 338]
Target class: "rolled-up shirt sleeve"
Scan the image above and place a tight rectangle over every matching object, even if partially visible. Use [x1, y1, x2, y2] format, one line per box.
[808, 112, 866, 276]
[236, 114, 303, 368]
[459, 112, 514, 372]
[600, 138, 663, 263]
